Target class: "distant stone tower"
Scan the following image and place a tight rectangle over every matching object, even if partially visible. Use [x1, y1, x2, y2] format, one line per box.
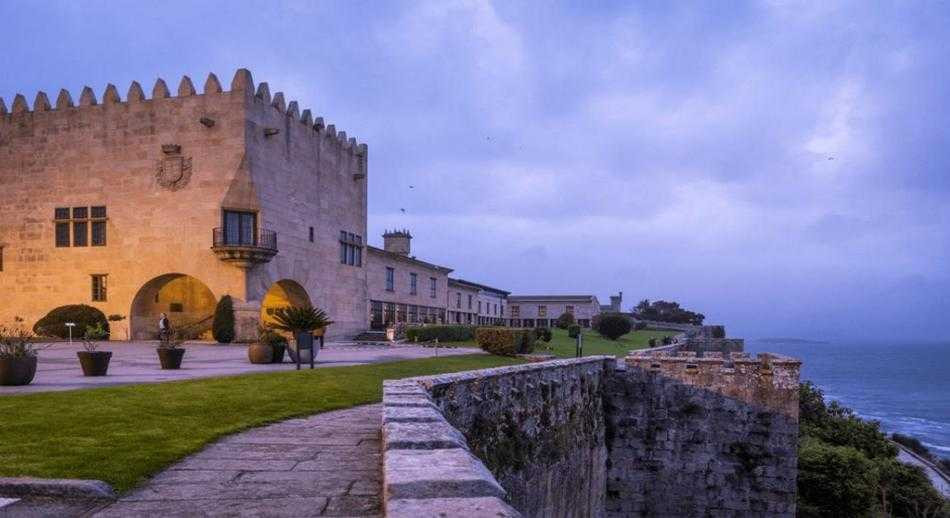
[610, 291, 623, 312]
[383, 229, 412, 256]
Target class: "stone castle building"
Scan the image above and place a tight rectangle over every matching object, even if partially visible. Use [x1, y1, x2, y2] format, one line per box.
[0, 69, 612, 341]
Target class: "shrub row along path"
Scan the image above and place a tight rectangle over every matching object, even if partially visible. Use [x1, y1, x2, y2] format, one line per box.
[2, 341, 476, 394]
[94, 404, 384, 517]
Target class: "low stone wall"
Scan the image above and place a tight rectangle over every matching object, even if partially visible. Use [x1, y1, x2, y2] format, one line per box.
[382, 347, 800, 517]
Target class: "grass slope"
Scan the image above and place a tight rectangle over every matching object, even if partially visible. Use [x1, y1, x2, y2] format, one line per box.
[0, 354, 520, 492]
[433, 328, 676, 358]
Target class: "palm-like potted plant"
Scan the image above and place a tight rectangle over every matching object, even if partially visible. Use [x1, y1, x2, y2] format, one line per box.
[77, 323, 112, 376]
[269, 306, 332, 363]
[156, 330, 186, 369]
[0, 317, 41, 386]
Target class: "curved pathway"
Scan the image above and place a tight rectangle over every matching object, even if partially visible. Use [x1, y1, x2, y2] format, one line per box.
[95, 405, 382, 517]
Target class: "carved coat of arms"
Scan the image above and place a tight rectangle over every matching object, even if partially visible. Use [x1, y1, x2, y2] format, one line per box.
[157, 144, 192, 190]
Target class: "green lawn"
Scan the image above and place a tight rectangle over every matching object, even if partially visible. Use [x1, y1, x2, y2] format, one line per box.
[0, 354, 521, 492]
[435, 328, 677, 358]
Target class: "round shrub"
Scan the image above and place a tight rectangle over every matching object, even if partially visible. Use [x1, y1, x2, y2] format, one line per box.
[567, 324, 581, 339]
[596, 313, 631, 340]
[33, 305, 109, 339]
[212, 295, 236, 343]
[555, 312, 575, 329]
[475, 327, 534, 356]
[535, 327, 552, 342]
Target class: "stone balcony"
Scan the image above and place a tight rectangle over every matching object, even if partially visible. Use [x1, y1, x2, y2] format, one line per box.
[211, 227, 278, 268]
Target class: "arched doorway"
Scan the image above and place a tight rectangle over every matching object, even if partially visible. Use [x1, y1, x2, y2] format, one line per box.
[260, 279, 312, 328]
[131, 274, 217, 340]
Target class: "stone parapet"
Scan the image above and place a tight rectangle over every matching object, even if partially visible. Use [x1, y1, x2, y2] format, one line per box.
[626, 349, 801, 417]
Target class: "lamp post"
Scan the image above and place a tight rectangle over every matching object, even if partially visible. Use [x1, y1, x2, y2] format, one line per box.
[65, 322, 76, 345]
[575, 331, 583, 358]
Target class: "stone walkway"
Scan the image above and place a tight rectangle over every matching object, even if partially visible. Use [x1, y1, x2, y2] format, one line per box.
[94, 404, 383, 517]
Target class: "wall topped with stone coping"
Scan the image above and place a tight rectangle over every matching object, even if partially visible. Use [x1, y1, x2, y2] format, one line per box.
[382, 348, 800, 517]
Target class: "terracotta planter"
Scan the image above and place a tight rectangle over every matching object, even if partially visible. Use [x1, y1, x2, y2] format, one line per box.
[0, 356, 37, 386]
[271, 343, 286, 363]
[157, 348, 185, 369]
[247, 343, 273, 364]
[77, 351, 112, 376]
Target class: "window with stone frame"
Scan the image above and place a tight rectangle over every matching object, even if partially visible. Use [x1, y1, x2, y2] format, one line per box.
[429, 277, 437, 298]
[410, 273, 417, 295]
[339, 231, 362, 266]
[468, 294, 473, 309]
[538, 305, 548, 318]
[456, 292, 461, 308]
[510, 305, 520, 318]
[55, 206, 107, 248]
[91, 274, 107, 302]
[385, 267, 395, 292]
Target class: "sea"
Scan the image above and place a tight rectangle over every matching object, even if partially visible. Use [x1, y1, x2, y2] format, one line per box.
[745, 339, 950, 458]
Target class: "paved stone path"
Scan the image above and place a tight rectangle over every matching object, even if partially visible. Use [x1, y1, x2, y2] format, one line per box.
[94, 404, 383, 517]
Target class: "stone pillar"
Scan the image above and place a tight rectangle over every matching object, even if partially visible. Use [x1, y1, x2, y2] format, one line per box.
[233, 299, 262, 343]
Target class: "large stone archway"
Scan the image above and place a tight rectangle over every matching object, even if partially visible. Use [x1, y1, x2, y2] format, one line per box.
[130, 273, 217, 340]
[260, 279, 312, 328]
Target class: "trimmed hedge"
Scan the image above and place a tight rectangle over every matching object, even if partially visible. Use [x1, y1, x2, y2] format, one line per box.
[555, 312, 575, 329]
[33, 305, 109, 339]
[406, 325, 475, 343]
[212, 295, 236, 344]
[567, 324, 581, 338]
[535, 327, 552, 342]
[596, 313, 632, 340]
[475, 327, 534, 356]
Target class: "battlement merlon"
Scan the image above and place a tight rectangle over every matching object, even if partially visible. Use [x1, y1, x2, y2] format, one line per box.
[0, 68, 368, 160]
[626, 350, 802, 418]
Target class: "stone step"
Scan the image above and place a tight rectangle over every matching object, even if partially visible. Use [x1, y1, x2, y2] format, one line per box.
[354, 331, 388, 342]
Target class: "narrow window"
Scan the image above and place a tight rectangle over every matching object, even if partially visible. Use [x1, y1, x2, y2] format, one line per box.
[73, 221, 88, 247]
[0, 246, 4, 271]
[410, 273, 417, 295]
[468, 294, 473, 309]
[478, 301, 482, 313]
[91, 221, 106, 246]
[91, 274, 107, 302]
[223, 210, 257, 245]
[386, 267, 395, 292]
[429, 277, 437, 298]
[456, 292, 461, 308]
[309, 227, 314, 242]
[55, 222, 70, 247]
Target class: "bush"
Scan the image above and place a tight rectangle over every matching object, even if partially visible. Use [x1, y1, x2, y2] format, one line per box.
[555, 312, 575, 329]
[475, 327, 534, 356]
[891, 433, 936, 462]
[406, 325, 475, 343]
[535, 327, 552, 342]
[33, 305, 109, 339]
[797, 437, 878, 517]
[567, 324, 581, 338]
[708, 325, 725, 338]
[662, 335, 673, 345]
[258, 327, 288, 347]
[212, 295, 236, 343]
[633, 321, 647, 331]
[596, 313, 631, 340]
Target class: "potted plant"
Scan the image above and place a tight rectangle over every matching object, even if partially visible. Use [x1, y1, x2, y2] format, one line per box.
[270, 306, 332, 363]
[257, 326, 288, 364]
[248, 326, 276, 364]
[0, 317, 41, 386]
[77, 323, 112, 376]
[156, 331, 185, 369]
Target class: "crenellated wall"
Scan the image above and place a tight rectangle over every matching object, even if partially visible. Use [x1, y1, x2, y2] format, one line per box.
[0, 69, 369, 339]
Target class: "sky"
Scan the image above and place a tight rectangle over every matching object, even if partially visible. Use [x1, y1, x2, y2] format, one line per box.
[2, 1, 948, 340]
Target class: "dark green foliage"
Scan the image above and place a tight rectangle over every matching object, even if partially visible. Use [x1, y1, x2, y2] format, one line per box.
[405, 325, 475, 343]
[554, 312, 575, 329]
[535, 327, 552, 342]
[33, 305, 109, 339]
[797, 381, 948, 517]
[212, 295, 236, 344]
[661, 335, 673, 345]
[257, 327, 287, 347]
[633, 321, 647, 331]
[567, 324, 581, 338]
[708, 325, 725, 338]
[891, 433, 936, 462]
[633, 299, 704, 325]
[475, 327, 534, 356]
[269, 306, 332, 333]
[597, 313, 632, 340]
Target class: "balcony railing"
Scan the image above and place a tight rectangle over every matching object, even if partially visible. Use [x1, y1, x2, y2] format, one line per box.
[211, 227, 278, 268]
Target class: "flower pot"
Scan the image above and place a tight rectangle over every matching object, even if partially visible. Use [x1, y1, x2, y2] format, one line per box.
[0, 356, 37, 386]
[247, 343, 273, 364]
[288, 332, 315, 363]
[77, 351, 112, 376]
[157, 348, 185, 369]
[271, 343, 286, 363]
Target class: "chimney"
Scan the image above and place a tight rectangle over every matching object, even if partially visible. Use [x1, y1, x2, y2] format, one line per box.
[610, 292, 623, 312]
[383, 229, 412, 256]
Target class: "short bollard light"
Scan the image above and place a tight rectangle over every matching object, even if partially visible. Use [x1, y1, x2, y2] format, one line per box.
[65, 322, 76, 344]
[575, 332, 583, 358]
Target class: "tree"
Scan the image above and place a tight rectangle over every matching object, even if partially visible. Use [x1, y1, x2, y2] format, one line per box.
[596, 313, 631, 340]
[212, 295, 236, 343]
[555, 311, 575, 329]
[633, 299, 704, 325]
